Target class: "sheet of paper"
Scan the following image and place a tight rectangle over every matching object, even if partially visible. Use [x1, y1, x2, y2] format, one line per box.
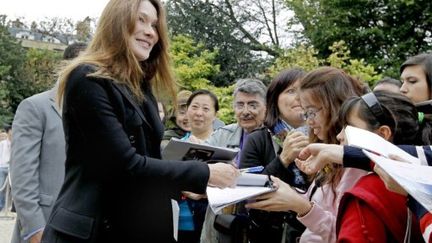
[206, 186, 275, 213]
[364, 150, 432, 212]
[345, 125, 420, 164]
[171, 199, 179, 241]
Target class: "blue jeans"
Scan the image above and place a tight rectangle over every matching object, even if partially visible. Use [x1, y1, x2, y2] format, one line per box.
[0, 167, 8, 211]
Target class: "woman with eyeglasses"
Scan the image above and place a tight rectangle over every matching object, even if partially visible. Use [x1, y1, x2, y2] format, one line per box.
[400, 53, 432, 103]
[295, 91, 427, 242]
[246, 67, 368, 242]
[239, 68, 310, 243]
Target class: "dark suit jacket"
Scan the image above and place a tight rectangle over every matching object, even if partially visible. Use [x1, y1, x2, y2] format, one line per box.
[42, 65, 209, 243]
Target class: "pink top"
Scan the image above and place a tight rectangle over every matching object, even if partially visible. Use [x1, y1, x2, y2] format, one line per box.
[298, 168, 367, 243]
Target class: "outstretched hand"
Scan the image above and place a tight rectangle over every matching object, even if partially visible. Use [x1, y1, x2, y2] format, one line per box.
[245, 177, 311, 214]
[373, 154, 408, 196]
[208, 163, 239, 188]
[295, 143, 344, 175]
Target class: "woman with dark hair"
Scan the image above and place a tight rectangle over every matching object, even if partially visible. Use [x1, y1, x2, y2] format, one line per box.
[400, 53, 432, 103]
[41, 0, 238, 242]
[246, 67, 368, 242]
[295, 91, 428, 242]
[240, 68, 309, 242]
[178, 89, 219, 243]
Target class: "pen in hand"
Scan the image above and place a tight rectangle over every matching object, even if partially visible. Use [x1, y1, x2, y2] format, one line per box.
[240, 166, 264, 173]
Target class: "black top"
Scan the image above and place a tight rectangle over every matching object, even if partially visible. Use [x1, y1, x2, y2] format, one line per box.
[43, 65, 209, 242]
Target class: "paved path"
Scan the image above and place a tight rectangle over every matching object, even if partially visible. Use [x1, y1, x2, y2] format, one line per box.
[0, 211, 16, 243]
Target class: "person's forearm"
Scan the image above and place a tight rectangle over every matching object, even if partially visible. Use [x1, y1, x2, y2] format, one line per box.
[342, 146, 373, 171]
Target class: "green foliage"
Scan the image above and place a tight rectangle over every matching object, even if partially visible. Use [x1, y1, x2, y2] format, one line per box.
[269, 41, 381, 87]
[0, 15, 27, 124]
[170, 35, 219, 90]
[208, 85, 235, 124]
[285, 0, 432, 77]
[267, 44, 321, 75]
[167, 0, 286, 86]
[0, 15, 63, 124]
[23, 48, 62, 92]
[170, 35, 236, 124]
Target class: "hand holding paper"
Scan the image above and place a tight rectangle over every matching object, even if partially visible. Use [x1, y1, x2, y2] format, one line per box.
[206, 173, 276, 213]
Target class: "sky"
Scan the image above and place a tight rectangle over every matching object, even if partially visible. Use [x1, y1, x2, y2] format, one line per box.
[0, 0, 110, 22]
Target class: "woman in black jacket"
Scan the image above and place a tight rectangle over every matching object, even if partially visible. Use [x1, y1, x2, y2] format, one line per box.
[41, 1, 238, 242]
[240, 68, 309, 243]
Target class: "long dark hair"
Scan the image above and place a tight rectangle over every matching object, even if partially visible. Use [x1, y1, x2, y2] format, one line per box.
[265, 68, 306, 128]
[339, 90, 432, 145]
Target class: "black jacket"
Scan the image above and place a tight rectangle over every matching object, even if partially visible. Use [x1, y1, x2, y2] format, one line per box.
[240, 127, 306, 187]
[42, 65, 209, 243]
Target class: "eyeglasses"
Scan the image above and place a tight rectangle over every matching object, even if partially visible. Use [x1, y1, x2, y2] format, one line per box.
[303, 107, 322, 121]
[361, 92, 388, 125]
[234, 102, 261, 112]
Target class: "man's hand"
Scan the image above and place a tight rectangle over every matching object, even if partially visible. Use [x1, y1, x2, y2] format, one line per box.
[29, 230, 43, 243]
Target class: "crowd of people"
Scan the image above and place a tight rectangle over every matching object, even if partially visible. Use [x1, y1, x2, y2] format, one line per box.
[0, 0, 431, 243]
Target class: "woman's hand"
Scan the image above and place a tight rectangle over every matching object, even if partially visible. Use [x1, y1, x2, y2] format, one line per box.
[295, 143, 343, 175]
[245, 177, 312, 214]
[279, 131, 309, 167]
[182, 191, 207, 200]
[188, 135, 204, 144]
[208, 163, 239, 188]
[373, 155, 408, 196]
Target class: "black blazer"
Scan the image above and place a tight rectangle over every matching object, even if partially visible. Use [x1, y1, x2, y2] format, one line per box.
[42, 65, 209, 243]
[240, 127, 307, 187]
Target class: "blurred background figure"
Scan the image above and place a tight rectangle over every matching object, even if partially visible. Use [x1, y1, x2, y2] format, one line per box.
[373, 77, 402, 93]
[0, 124, 11, 212]
[162, 90, 192, 148]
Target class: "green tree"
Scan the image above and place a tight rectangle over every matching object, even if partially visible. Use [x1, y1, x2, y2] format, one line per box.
[170, 35, 220, 90]
[0, 15, 28, 124]
[0, 15, 63, 124]
[167, 0, 290, 86]
[269, 41, 381, 87]
[285, 0, 432, 76]
[169, 35, 237, 123]
[75, 17, 95, 42]
[23, 48, 62, 92]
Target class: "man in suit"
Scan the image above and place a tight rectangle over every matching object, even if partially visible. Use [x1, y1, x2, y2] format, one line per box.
[10, 42, 86, 243]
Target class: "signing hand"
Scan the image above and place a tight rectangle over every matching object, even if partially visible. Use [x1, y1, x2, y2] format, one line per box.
[279, 131, 309, 167]
[182, 191, 207, 200]
[295, 143, 343, 175]
[208, 163, 239, 188]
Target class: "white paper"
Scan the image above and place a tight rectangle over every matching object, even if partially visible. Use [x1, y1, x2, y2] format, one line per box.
[345, 126, 420, 164]
[364, 150, 432, 212]
[206, 185, 275, 213]
[171, 199, 179, 241]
